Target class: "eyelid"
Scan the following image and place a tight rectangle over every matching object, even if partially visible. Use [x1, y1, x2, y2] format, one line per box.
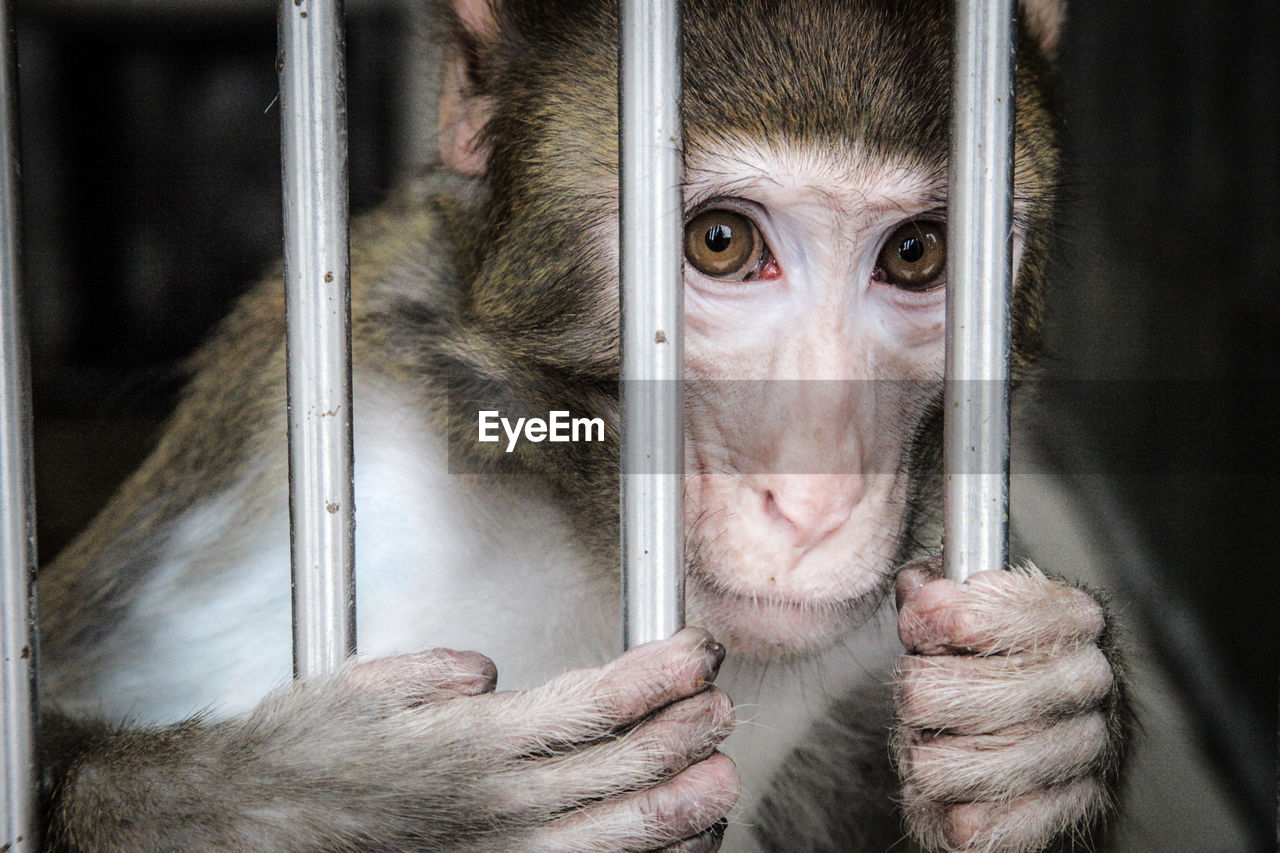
[874, 212, 949, 251]
[892, 211, 946, 230]
[685, 196, 771, 227]
[889, 281, 947, 306]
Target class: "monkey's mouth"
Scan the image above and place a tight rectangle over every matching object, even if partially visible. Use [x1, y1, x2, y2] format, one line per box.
[684, 572, 865, 657]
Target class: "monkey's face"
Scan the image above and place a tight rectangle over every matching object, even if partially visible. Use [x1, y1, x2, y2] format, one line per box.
[678, 140, 950, 656]
[462, 0, 1058, 659]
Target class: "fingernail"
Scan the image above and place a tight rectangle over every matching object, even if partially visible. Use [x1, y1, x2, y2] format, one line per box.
[704, 641, 726, 679]
[683, 819, 728, 852]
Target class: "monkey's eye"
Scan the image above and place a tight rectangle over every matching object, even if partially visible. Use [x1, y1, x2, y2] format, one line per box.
[874, 219, 946, 291]
[684, 209, 767, 280]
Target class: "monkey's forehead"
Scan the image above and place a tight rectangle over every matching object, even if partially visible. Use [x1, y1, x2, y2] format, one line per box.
[494, 0, 971, 163]
[681, 0, 954, 163]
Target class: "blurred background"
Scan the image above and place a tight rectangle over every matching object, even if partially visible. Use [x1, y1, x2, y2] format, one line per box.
[13, 0, 1276, 846]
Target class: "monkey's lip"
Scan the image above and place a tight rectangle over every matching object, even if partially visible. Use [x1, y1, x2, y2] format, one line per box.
[686, 575, 862, 652]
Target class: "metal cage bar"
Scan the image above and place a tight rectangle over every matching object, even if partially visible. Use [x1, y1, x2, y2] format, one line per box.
[943, 0, 1016, 581]
[619, 0, 685, 649]
[279, 0, 356, 678]
[0, 0, 39, 848]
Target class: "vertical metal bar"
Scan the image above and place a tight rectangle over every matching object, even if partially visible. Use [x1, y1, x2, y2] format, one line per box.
[943, 0, 1016, 581]
[619, 0, 685, 649]
[279, 0, 356, 678]
[0, 1, 39, 848]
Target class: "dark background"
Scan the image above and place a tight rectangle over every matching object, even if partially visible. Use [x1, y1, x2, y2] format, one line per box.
[1045, 3, 1277, 841]
[14, 0, 1277, 845]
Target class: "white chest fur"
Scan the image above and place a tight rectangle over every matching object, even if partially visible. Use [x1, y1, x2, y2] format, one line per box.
[66, 387, 615, 720]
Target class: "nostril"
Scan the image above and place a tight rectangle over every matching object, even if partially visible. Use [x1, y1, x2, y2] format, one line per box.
[757, 478, 858, 552]
[763, 489, 786, 524]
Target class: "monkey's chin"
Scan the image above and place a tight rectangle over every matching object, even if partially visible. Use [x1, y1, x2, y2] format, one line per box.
[685, 575, 873, 660]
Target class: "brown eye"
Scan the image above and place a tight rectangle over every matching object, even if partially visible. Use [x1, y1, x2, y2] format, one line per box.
[875, 220, 946, 291]
[684, 209, 764, 280]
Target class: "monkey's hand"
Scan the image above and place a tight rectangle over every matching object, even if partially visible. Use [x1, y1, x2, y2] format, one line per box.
[49, 627, 738, 853]
[891, 557, 1125, 853]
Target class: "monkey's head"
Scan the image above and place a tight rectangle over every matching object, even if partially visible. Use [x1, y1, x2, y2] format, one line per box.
[436, 0, 1062, 657]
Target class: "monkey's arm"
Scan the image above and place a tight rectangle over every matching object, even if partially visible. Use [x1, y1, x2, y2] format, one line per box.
[35, 182, 743, 852]
[42, 629, 736, 853]
[891, 558, 1126, 853]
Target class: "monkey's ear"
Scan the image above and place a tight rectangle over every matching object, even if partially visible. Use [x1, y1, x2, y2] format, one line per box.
[437, 0, 497, 175]
[1020, 0, 1066, 62]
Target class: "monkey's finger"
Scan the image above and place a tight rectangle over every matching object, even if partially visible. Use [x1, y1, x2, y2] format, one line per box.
[337, 649, 499, 708]
[501, 627, 725, 749]
[659, 818, 727, 852]
[896, 566, 1105, 656]
[507, 686, 734, 812]
[897, 711, 1109, 803]
[894, 556, 945, 607]
[903, 776, 1107, 853]
[529, 752, 740, 852]
[894, 646, 1113, 733]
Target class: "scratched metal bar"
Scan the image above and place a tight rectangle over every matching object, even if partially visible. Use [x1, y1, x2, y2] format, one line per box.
[280, 0, 356, 677]
[0, 0, 39, 847]
[619, 0, 685, 649]
[943, 0, 1016, 581]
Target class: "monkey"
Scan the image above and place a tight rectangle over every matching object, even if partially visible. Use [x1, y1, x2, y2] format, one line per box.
[34, 0, 1131, 850]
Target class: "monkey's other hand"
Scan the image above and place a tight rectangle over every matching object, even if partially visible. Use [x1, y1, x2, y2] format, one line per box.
[891, 557, 1124, 853]
[53, 627, 737, 853]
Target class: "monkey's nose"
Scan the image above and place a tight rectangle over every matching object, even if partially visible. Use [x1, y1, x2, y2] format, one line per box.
[757, 475, 860, 552]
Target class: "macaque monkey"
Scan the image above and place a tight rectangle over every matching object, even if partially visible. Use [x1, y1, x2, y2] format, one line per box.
[37, 0, 1127, 850]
